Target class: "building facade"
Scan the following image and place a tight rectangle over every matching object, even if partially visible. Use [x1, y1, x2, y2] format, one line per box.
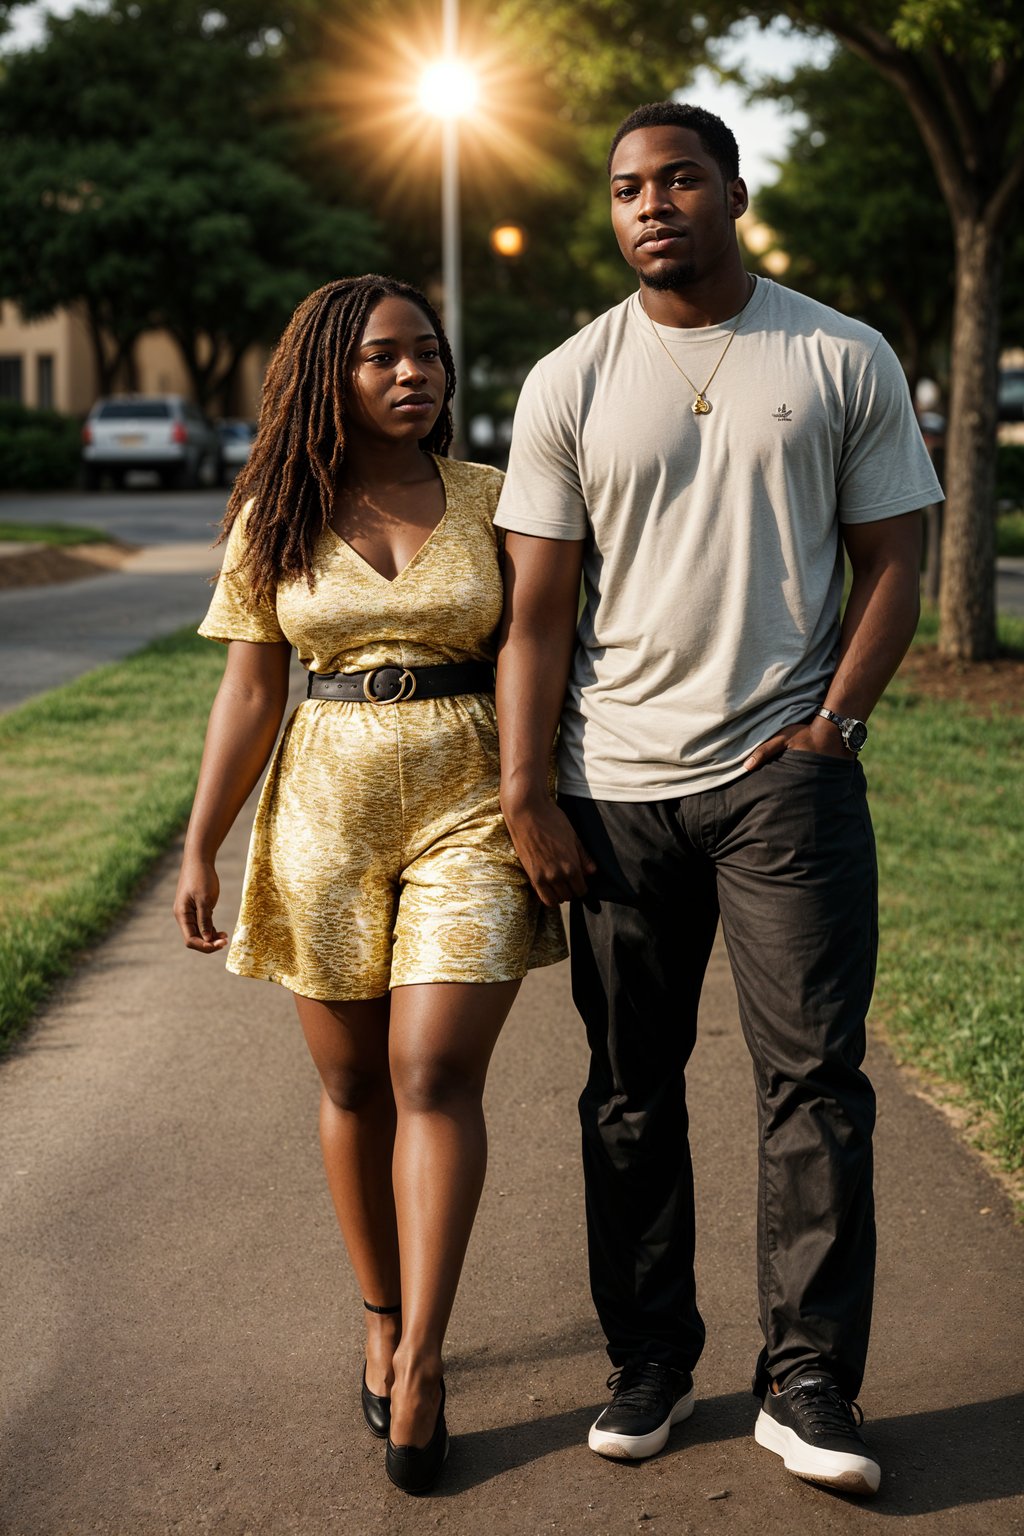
[0, 300, 266, 420]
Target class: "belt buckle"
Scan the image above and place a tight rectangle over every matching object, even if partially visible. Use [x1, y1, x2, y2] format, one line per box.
[362, 665, 417, 704]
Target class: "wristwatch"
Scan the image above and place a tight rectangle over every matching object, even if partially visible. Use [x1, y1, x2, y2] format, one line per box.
[817, 707, 868, 754]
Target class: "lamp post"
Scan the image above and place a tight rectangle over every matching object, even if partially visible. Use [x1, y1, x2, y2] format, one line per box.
[418, 0, 477, 456]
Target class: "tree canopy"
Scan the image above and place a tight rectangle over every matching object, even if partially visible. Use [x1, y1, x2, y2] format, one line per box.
[0, 0, 380, 408]
[750, 50, 956, 390]
[495, 0, 1024, 656]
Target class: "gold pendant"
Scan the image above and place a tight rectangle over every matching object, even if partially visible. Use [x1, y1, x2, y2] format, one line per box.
[692, 394, 712, 415]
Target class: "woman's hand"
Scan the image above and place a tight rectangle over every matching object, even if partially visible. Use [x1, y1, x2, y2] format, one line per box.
[503, 797, 596, 908]
[174, 859, 229, 952]
[172, 639, 291, 955]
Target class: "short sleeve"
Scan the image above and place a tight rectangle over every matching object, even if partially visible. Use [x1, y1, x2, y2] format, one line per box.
[838, 338, 944, 523]
[494, 362, 589, 540]
[198, 502, 287, 645]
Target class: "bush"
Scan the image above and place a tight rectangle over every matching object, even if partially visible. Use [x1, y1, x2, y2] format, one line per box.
[996, 444, 1024, 510]
[0, 400, 81, 490]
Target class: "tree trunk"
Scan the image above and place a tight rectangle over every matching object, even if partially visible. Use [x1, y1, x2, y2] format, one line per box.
[938, 216, 1003, 660]
[84, 306, 120, 397]
[212, 346, 244, 418]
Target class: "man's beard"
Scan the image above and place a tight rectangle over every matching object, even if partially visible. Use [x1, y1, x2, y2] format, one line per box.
[638, 261, 697, 292]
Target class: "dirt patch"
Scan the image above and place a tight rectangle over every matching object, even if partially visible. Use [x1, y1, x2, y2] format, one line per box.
[0, 541, 138, 590]
[896, 646, 1024, 716]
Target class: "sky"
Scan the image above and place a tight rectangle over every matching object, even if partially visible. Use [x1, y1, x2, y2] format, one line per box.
[682, 20, 836, 194]
[4, 5, 833, 195]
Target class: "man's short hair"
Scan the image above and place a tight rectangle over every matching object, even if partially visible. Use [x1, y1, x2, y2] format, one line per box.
[607, 102, 740, 184]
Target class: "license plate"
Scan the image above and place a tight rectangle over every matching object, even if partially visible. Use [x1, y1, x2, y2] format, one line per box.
[116, 433, 144, 445]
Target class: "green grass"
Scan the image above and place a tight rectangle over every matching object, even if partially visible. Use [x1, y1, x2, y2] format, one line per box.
[997, 510, 1024, 558]
[913, 603, 1024, 655]
[0, 628, 224, 1050]
[0, 520, 113, 546]
[871, 639, 1023, 1184]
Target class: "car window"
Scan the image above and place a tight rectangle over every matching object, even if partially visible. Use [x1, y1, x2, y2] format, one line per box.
[97, 401, 172, 420]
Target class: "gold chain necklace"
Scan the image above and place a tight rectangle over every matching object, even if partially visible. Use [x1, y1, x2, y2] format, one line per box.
[640, 276, 756, 416]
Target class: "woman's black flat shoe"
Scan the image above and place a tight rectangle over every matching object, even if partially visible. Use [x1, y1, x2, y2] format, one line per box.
[385, 1378, 449, 1494]
[361, 1299, 400, 1439]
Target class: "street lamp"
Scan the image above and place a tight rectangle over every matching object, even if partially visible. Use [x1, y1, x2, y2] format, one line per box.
[418, 0, 478, 455]
[489, 222, 527, 260]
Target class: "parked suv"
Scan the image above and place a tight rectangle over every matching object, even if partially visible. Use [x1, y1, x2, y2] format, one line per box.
[216, 418, 258, 475]
[81, 395, 224, 489]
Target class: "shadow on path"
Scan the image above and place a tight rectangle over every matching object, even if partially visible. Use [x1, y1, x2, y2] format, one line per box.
[440, 1389, 1024, 1516]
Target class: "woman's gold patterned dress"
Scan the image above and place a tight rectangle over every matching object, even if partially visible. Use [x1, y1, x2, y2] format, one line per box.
[199, 455, 567, 1001]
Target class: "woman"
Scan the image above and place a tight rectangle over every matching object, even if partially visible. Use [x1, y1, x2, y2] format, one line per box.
[173, 274, 566, 1494]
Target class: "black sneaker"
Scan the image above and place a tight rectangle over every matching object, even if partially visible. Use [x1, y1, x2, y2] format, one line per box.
[754, 1373, 881, 1496]
[588, 1361, 695, 1460]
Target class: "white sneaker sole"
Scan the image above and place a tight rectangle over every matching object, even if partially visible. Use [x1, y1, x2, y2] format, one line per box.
[754, 1408, 881, 1495]
[588, 1389, 695, 1461]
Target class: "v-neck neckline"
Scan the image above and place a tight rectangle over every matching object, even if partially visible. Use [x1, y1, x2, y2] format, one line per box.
[327, 454, 451, 585]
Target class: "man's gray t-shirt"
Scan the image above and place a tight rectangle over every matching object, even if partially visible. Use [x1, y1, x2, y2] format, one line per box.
[494, 279, 943, 801]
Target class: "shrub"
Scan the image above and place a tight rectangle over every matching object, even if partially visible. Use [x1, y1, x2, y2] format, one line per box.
[0, 400, 81, 490]
[996, 444, 1024, 510]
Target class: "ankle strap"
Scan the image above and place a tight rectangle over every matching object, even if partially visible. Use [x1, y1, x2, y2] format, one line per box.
[363, 1299, 401, 1315]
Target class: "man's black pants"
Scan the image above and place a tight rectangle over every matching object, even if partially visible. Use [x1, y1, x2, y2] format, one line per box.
[561, 749, 878, 1400]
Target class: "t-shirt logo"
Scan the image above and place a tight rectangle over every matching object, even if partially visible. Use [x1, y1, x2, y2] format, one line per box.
[773, 403, 793, 421]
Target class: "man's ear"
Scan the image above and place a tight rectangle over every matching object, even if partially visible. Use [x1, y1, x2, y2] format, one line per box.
[728, 176, 749, 221]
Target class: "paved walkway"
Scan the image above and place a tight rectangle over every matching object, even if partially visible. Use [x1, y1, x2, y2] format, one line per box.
[1, 807, 1022, 1534]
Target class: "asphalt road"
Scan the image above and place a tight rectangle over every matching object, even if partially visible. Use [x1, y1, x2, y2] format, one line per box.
[1, 803, 1022, 1535]
[0, 488, 229, 713]
[999, 557, 1024, 617]
[0, 485, 230, 548]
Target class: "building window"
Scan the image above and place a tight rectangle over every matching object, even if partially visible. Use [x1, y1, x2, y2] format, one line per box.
[0, 355, 24, 402]
[36, 354, 55, 410]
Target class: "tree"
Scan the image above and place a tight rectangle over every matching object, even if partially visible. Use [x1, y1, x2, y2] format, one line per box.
[496, 0, 1024, 659]
[751, 52, 956, 395]
[0, 1, 382, 411]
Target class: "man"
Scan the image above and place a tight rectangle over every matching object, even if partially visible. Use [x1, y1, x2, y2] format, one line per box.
[493, 101, 942, 1497]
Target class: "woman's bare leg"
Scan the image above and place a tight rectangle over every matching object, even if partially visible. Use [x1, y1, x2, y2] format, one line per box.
[386, 979, 520, 1446]
[295, 992, 400, 1396]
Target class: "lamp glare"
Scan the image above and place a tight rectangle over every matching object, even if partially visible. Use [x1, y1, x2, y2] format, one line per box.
[418, 59, 479, 119]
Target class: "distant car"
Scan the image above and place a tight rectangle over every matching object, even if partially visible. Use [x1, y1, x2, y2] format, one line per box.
[216, 419, 258, 474]
[81, 395, 224, 490]
[997, 368, 1024, 423]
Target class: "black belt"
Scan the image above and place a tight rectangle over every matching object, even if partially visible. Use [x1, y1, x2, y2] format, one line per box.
[306, 661, 494, 704]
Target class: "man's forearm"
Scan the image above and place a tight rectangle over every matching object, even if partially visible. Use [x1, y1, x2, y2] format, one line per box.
[495, 532, 594, 904]
[827, 511, 924, 720]
[495, 533, 583, 812]
[744, 512, 923, 770]
[497, 628, 575, 812]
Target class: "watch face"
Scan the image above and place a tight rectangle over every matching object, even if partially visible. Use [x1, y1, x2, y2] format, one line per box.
[845, 720, 868, 751]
